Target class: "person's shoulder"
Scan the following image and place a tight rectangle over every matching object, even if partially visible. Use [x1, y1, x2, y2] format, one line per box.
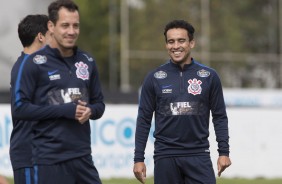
[76, 48, 96, 63]
[11, 53, 25, 74]
[145, 61, 170, 80]
[12, 52, 26, 65]
[151, 61, 171, 73]
[193, 60, 218, 76]
[158, 61, 171, 70]
[25, 46, 50, 65]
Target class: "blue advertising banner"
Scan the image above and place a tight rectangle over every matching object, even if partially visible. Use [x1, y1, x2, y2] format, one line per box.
[0, 104, 155, 178]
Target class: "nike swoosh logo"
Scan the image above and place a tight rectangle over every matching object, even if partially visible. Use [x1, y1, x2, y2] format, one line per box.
[162, 84, 172, 88]
[48, 70, 58, 76]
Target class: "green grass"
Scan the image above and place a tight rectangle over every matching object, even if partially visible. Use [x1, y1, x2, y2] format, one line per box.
[103, 178, 282, 184]
[217, 178, 282, 184]
[5, 177, 282, 184]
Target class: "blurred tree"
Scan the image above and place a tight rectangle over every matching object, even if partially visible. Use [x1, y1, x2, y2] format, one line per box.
[210, 0, 279, 53]
[75, 0, 112, 88]
[210, 0, 280, 88]
[74, 0, 281, 94]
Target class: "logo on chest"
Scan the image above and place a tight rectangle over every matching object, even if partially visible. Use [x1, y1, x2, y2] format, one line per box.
[187, 78, 202, 95]
[75, 61, 89, 80]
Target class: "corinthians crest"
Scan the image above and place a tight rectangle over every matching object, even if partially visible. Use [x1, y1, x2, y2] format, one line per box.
[188, 78, 202, 95]
[75, 61, 89, 80]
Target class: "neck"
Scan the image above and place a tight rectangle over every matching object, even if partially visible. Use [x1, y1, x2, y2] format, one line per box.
[49, 42, 74, 57]
[173, 57, 192, 69]
[23, 43, 41, 54]
[59, 47, 74, 57]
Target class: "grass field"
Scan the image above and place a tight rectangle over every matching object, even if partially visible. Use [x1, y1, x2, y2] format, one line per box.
[6, 177, 282, 184]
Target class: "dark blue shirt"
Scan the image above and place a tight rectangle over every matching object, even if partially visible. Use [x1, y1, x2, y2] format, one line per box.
[134, 59, 229, 162]
[10, 52, 33, 170]
[11, 45, 105, 165]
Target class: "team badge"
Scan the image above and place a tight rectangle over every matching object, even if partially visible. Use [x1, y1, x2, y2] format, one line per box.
[75, 61, 89, 80]
[197, 69, 210, 77]
[188, 78, 202, 95]
[33, 55, 47, 64]
[154, 71, 167, 79]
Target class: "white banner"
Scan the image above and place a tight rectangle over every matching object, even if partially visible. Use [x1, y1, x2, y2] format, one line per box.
[224, 89, 282, 107]
[1, 104, 282, 179]
[89, 105, 154, 178]
[0, 104, 12, 176]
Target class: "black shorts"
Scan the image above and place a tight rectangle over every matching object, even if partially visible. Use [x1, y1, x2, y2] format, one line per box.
[13, 167, 34, 184]
[34, 155, 101, 184]
[154, 155, 216, 184]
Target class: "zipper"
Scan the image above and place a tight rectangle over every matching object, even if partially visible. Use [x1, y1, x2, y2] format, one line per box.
[62, 56, 76, 76]
[180, 71, 185, 93]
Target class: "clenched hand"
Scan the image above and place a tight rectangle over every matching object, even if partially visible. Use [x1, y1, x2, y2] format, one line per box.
[75, 100, 91, 124]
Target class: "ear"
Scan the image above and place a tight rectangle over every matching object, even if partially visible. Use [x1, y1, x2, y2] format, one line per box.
[37, 32, 44, 42]
[190, 39, 195, 48]
[48, 20, 54, 33]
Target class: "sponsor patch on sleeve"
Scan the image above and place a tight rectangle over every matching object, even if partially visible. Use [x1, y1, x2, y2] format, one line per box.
[197, 69, 210, 77]
[33, 55, 47, 64]
[154, 71, 167, 79]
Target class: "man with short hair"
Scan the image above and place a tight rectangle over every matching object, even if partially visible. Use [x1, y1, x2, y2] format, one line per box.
[10, 14, 50, 184]
[133, 20, 231, 184]
[11, 0, 105, 183]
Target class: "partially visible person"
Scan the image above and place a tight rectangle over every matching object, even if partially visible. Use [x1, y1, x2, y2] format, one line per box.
[0, 175, 8, 184]
[11, 0, 105, 184]
[10, 14, 50, 184]
[133, 19, 231, 184]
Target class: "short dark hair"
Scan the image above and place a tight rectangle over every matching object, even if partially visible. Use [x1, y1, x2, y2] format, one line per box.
[164, 20, 195, 42]
[48, 0, 79, 25]
[18, 14, 49, 47]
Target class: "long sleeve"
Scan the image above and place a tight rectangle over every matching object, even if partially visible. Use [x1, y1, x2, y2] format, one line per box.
[87, 61, 105, 120]
[134, 73, 156, 162]
[11, 56, 76, 121]
[209, 72, 230, 156]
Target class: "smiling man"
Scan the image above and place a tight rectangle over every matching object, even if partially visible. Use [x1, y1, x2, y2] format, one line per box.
[11, 0, 105, 183]
[133, 20, 231, 184]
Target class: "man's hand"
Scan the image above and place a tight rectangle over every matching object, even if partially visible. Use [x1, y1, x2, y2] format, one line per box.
[78, 106, 91, 124]
[133, 162, 146, 184]
[75, 104, 86, 119]
[75, 100, 91, 124]
[217, 155, 232, 177]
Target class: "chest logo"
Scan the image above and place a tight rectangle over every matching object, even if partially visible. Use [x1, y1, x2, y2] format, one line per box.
[61, 88, 82, 103]
[188, 78, 202, 95]
[75, 61, 89, 80]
